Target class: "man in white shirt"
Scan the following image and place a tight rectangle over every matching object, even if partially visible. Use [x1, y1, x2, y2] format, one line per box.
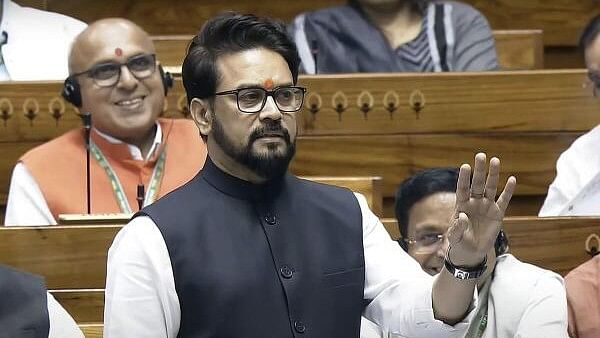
[540, 15, 600, 216]
[104, 12, 516, 337]
[0, 0, 86, 81]
[4, 18, 206, 226]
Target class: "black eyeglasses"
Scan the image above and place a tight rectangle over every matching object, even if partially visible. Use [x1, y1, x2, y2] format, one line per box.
[71, 53, 157, 87]
[215, 86, 307, 114]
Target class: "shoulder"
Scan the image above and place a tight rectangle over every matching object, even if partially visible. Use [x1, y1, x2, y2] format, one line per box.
[493, 254, 564, 293]
[440, 1, 487, 20]
[558, 125, 600, 163]
[20, 129, 85, 163]
[295, 4, 365, 32]
[566, 255, 600, 288]
[8, 2, 86, 31]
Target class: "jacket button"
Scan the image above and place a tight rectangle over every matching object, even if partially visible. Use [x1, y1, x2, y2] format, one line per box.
[280, 265, 293, 279]
[264, 214, 277, 225]
[294, 321, 306, 333]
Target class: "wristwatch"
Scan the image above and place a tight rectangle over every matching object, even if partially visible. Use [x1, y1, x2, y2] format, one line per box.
[444, 247, 487, 280]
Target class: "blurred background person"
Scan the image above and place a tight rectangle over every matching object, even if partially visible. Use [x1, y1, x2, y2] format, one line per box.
[394, 167, 568, 337]
[0, 0, 86, 81]
[290, 0, 498, 74]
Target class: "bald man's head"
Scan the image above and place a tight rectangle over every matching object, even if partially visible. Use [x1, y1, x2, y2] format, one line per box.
[66, 18, 165, 144]
[69, 18, 155, 74]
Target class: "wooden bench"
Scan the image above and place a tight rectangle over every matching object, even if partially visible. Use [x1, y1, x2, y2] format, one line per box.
[0, 215, 598, 327]
[151, 30, 544, 71]
[1, 70, 598, 219]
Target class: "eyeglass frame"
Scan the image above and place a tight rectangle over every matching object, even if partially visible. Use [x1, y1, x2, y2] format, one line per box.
[399, 232, 448, 254]
[214, 86, 307, 114]
[70, 53, 158, 87]
[588, 71, 600, 98]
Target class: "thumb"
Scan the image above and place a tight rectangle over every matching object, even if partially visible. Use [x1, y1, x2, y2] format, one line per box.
[447, 212, 470, 245]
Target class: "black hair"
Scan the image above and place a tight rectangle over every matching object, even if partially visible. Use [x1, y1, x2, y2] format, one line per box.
[395, 167, 509, 256]
[579, 14, 600, 52]
[182, 12, 300, 106]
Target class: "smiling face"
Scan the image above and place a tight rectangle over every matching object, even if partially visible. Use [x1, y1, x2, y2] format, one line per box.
[192, 47, 298, 181]
[70, 19, 164, 141]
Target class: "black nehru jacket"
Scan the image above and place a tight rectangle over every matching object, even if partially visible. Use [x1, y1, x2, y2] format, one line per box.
[137, 158, 365, 337]
[0, 265, 50, 338]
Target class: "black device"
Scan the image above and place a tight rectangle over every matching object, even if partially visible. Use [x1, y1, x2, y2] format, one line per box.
[82, 112, 92, 214]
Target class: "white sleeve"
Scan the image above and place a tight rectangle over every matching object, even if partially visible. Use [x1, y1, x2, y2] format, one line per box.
[104, 216, 180, 338]
[47, 293, 84, 338]
[357, 193, 473, 337]
[4, 163, 56, 226]
[514, 274, 569, 337]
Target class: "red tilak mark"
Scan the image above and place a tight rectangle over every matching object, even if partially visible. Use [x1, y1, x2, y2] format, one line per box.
[115, 48, 123, 57]
[263, 79, 274, 90]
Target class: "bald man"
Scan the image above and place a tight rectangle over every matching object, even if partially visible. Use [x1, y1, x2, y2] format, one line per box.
[5, 18, 207, 225]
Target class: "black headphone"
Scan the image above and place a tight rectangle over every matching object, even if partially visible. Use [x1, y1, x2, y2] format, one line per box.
[61, 64, 173, 108]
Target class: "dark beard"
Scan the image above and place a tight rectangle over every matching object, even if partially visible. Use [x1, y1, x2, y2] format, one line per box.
[212, 118, 296, 180]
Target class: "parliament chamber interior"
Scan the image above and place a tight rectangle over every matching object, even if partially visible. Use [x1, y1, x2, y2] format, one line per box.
[0, 1, 599, 337]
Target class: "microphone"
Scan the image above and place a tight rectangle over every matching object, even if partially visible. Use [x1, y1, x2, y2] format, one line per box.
[137, 184, 145, 211]
[82, 112, 92, 214]
[310, 39, 319, 74]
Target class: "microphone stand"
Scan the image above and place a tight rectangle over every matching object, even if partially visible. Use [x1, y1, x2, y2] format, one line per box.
[310, 39, 319, 74]
[82, 112, 92, 214]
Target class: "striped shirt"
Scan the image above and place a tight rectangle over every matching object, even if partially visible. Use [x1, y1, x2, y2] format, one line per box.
[291, 1, 498, 74]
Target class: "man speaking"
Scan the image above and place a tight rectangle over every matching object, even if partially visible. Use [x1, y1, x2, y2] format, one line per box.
[104, 12, 516, 337]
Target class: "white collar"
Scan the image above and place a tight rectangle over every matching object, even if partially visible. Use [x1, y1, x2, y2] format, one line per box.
[93, 122, 162, 161]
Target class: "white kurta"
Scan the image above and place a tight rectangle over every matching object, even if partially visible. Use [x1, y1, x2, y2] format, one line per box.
[0, 0, 86, 81]
[4, 124, 163, 226]
[539, 124, 600, 216]
[104, 193, 477, 338]
[47, 292, 84, 338]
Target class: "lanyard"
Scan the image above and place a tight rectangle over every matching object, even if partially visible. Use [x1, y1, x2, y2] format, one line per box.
[89, 141, 166, 213]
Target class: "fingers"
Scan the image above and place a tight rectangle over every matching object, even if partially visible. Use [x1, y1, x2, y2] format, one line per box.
[484, 157, 500, 200]
[470, 153, 487, 197]
[496, 176, 517, 213]
[456, 164, 472, 205]
[447, 212, 469, 245]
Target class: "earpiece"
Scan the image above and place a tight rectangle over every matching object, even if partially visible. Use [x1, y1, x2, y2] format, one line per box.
[159, 65, 173, 96]
[61, 76, 82, 108]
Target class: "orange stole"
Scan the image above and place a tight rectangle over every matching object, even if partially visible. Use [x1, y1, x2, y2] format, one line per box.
[20, 118, 207, 220]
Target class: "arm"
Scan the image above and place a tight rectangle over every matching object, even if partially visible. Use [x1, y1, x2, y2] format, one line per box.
[47, 293, 84, 338]
[433, 154, 515, 324]
[515, 274, 569, 337]
[104, 216, 180, 338]
[360, 193, 472, 337]
[4, 163, 56, 226]
[451, 4, 499, 71]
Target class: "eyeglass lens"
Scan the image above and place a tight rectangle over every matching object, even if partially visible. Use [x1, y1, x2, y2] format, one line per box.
[90, 54, 156, 87]
[237, 87, 304, 113]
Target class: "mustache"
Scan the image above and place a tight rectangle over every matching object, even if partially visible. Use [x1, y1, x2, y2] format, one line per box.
[248, 122, 291, 143]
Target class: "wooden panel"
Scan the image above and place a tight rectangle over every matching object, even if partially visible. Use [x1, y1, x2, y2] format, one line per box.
[0, 225, 121, 289]
[297, 71, 599, 135]
[462, 0, 598, 47]
[545, 46, 585, 69]
[45, 0, 344, 34]
[291, 132, 580, 197]
[303, 176, 383, 216]
[152, 31, 544, 71]
[52, 289, 104, 324]
[494, 30, 544, 70]
[152, 35, 192, 67]
[382, 216, 600, 276]
[79, 324, 103, 338]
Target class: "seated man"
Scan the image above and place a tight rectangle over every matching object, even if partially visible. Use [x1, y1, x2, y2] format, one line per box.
[539, 15, 600, 216]
[289, 0, 498, 74]
[394, 168, 568, 337]
[565, 254, 600, 338]
[0, 264, 83, 338]
[0, 0, 86, 81]
[4, 18, 206, 225]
